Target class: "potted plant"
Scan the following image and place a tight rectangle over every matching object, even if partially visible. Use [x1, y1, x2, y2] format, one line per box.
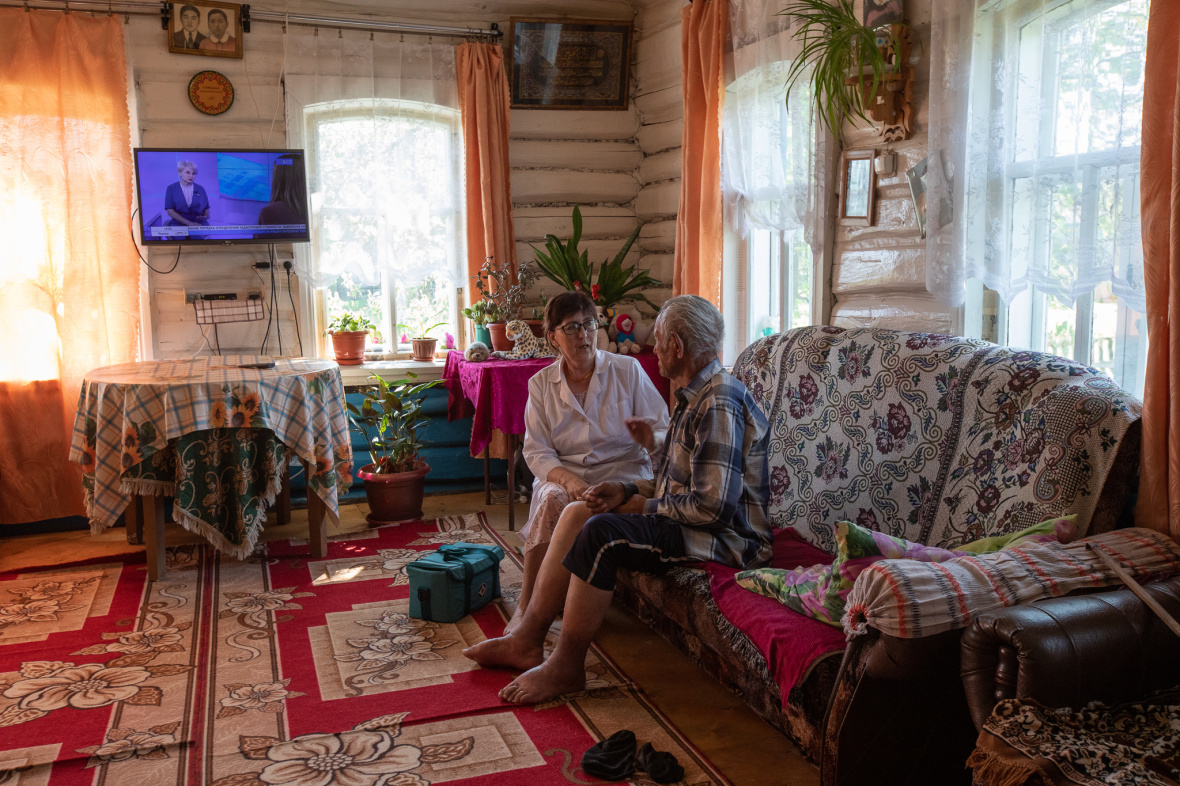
[461, 299, 501, 347]
[347, 372, 440, 525]
[397, 315, 448, 362]
[471, 256, 539, 352]
[531, 206, 661, 312]
[778, 0, 911, 137]
[325, 312, 376, 366]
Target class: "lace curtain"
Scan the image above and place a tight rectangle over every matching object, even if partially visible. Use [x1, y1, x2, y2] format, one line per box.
[282, 31, 460, 294]
[723, 0, 832, 251]
[927, 0, 1148, 313]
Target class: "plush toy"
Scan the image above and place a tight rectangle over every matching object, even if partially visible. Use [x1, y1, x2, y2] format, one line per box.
[490, 319, 558, 360]
[614, 314, 641, 354]
[595, 306, 616, 353]
[464, 341, 490, 362]
[631, 314, 654, 348]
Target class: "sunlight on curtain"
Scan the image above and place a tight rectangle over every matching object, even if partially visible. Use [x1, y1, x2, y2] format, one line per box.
[0, 10, 139, 525]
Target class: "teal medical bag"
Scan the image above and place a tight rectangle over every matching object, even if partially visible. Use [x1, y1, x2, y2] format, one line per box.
[407, 542, 504, 623]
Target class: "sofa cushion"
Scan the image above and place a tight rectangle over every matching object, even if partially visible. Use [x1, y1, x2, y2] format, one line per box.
[731, 327, 1142, 553]
[735, 516, 1076, 627]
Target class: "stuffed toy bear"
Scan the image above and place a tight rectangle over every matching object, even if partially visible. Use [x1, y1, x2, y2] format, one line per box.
[614, 314, 641, 354]
[631, 314, 654, 348]
[464, 341, 490, 362]
[491, 319, 558, 360]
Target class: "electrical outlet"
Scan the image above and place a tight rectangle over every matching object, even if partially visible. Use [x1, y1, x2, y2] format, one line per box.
[185, 291, 200, 304]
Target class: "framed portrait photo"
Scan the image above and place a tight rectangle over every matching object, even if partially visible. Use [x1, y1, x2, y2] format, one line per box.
[839, 148, 877, 227]
[167, 0, 243, 60]
[509, 18, 632, 110]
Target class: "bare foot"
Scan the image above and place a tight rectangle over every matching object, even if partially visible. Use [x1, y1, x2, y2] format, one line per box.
[502, 604, 526, 636]
[461, 632, 544, 672]
[499, 659, 586, 704]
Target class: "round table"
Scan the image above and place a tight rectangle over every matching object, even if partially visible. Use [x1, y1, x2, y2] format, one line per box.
[70, 355, 352, 578]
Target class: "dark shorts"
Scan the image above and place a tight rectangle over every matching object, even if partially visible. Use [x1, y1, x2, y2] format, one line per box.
[561, 513, 692, 591]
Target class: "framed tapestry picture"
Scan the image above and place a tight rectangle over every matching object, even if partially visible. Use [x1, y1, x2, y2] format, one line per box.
[509, 18, 632, 110]
[167, 0, 243, 60]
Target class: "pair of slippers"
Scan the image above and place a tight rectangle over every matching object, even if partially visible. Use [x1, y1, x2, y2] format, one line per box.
[582, 729, 684, 783]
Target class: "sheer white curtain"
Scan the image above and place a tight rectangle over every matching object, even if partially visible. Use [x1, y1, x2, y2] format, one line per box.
[723, 0, 831, 250]
[927, 0, 1147, 315]
[282, 30, 461, 296]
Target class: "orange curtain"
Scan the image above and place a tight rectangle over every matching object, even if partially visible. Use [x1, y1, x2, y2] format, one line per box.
[0, 10, 140, 526]
[1137, 0, 1180, 541]
[674, 0, 727, 305]
[456, 42, 518, 299]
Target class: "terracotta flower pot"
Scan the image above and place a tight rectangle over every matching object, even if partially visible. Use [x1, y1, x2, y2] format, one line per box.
[330, 330, 368, 365]
[486, 322, 513, 352]
[410, 338, 438, 361]
[357, 461, 430, 526]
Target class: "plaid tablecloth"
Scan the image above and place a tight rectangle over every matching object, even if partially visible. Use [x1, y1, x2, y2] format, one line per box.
[69, 356, 352, 558]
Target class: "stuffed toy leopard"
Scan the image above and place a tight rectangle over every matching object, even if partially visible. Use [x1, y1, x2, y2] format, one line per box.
[491, 319, 558, 359]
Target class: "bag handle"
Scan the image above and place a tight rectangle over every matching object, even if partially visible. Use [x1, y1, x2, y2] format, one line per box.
[439, 550, 476, 618]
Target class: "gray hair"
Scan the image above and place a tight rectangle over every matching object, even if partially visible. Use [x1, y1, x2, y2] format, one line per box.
[176, 160, 197, 175]
[656, 295, 724, 362]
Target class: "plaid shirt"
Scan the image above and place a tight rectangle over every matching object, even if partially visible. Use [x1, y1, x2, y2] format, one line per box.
[636, 359, 772, 568]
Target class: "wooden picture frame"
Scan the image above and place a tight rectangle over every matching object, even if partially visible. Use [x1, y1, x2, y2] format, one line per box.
[839, 149, 877, 227]
[509, 17, 632, 110]
[167, 1, 243, 60]
[864, 0, 905, 28]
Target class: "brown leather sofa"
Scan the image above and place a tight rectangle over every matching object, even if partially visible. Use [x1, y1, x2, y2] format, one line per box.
[961, 576, 1180, 731]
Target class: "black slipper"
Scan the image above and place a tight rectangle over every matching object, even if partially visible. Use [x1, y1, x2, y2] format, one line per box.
[581, 729, 637, 781]
[636, 741, 684, 784]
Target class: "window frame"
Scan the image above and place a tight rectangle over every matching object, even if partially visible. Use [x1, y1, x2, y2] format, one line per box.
[963, 0, 1147, 395]
[297, 98, 465, 361]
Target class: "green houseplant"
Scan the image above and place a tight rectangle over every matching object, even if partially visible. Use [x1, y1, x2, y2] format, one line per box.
[347, 372, 440, 525]
[397, 315, 449, 362]
[325, 312, 377, 366]
[779, 0, 908, 137]
[531, 206, 660, 312]
[471, 256, 539, 351]
[462, 299, 501, 347]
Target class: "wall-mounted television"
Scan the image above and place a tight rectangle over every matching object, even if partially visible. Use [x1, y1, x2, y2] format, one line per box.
[133, 148, 310, 245]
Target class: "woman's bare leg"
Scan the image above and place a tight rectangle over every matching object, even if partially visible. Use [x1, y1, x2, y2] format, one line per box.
[464, 502, 594, 670]
[504, 542, 546, 635]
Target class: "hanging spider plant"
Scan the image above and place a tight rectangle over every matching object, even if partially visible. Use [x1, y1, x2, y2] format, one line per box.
[779, 0, 905, 137]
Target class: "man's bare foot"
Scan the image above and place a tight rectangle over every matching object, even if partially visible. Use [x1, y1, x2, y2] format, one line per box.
[499, 659, 586, 704]
[502, 604, 526, 636]
[461, 633, 543, 672]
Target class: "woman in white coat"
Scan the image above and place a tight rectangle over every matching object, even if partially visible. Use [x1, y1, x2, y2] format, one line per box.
[510, 290, 669, 632]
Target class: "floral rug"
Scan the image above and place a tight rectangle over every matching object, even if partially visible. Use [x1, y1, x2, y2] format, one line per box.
[0, 513, 728, 785]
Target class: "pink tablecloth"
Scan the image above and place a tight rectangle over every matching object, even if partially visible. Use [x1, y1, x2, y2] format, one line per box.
[443, 350, 670, 457]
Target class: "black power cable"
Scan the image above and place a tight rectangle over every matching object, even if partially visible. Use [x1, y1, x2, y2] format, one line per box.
[260, 247, 275, 354]
[285, 263, 304, 356]
[130, 207, 181, 274]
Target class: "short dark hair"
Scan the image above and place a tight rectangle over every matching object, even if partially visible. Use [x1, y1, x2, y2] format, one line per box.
[544, 290, 596, 337]
[207, 8, 227, 23]
[179, 4, 199, 18]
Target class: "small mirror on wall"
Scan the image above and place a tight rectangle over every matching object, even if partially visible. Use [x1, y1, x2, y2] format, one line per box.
[839, 149, 877, 227]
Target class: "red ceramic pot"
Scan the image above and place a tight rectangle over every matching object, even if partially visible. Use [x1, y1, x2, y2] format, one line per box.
[330, 331, 367, 365]
[356, 461, 430, 526]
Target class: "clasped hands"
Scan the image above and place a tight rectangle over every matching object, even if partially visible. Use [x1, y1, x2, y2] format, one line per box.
[567, 416, 655, 515]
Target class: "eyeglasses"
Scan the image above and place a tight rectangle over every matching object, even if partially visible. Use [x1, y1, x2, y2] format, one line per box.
[556, 319, 599, 336]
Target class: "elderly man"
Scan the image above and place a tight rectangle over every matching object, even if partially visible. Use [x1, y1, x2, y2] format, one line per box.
[463, 295, 772, 704]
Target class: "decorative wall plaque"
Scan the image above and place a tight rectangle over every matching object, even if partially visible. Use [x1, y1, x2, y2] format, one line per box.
[188, 71, 234, 115]
[509, 18, 632, 110]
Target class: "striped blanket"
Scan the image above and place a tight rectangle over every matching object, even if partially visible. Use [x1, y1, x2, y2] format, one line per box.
[842, 528, 1180, 638]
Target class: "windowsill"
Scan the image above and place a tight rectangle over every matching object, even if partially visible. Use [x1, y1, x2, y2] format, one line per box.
[338, 358, 445, 386]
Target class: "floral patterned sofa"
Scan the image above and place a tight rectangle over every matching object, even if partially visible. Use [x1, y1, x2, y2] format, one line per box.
[615, 326, 1142, 786]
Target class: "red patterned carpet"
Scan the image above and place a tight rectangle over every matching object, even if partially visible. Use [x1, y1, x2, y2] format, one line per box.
[0, 512, 729, 785]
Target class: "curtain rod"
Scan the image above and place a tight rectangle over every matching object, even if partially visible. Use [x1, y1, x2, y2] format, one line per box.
[0, 0, 502, 38]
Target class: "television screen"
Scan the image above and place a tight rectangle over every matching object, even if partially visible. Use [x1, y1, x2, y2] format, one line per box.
[133, 148, 310, 245]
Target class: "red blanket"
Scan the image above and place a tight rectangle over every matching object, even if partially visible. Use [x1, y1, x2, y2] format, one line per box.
[708, 529, 847, 701]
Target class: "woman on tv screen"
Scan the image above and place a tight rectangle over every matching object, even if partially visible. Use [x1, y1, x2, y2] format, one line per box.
[257, 153, 307, 226]
[164, 160, 211, 226]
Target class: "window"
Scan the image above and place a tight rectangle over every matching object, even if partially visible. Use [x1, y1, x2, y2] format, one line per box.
[964, 0, 1147, 397]
[722, 56, 818, 360]
[303, 100, 464, 358]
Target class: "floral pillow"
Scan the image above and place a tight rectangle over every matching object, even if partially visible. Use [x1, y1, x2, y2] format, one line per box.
[735, 515, 1076, 627]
